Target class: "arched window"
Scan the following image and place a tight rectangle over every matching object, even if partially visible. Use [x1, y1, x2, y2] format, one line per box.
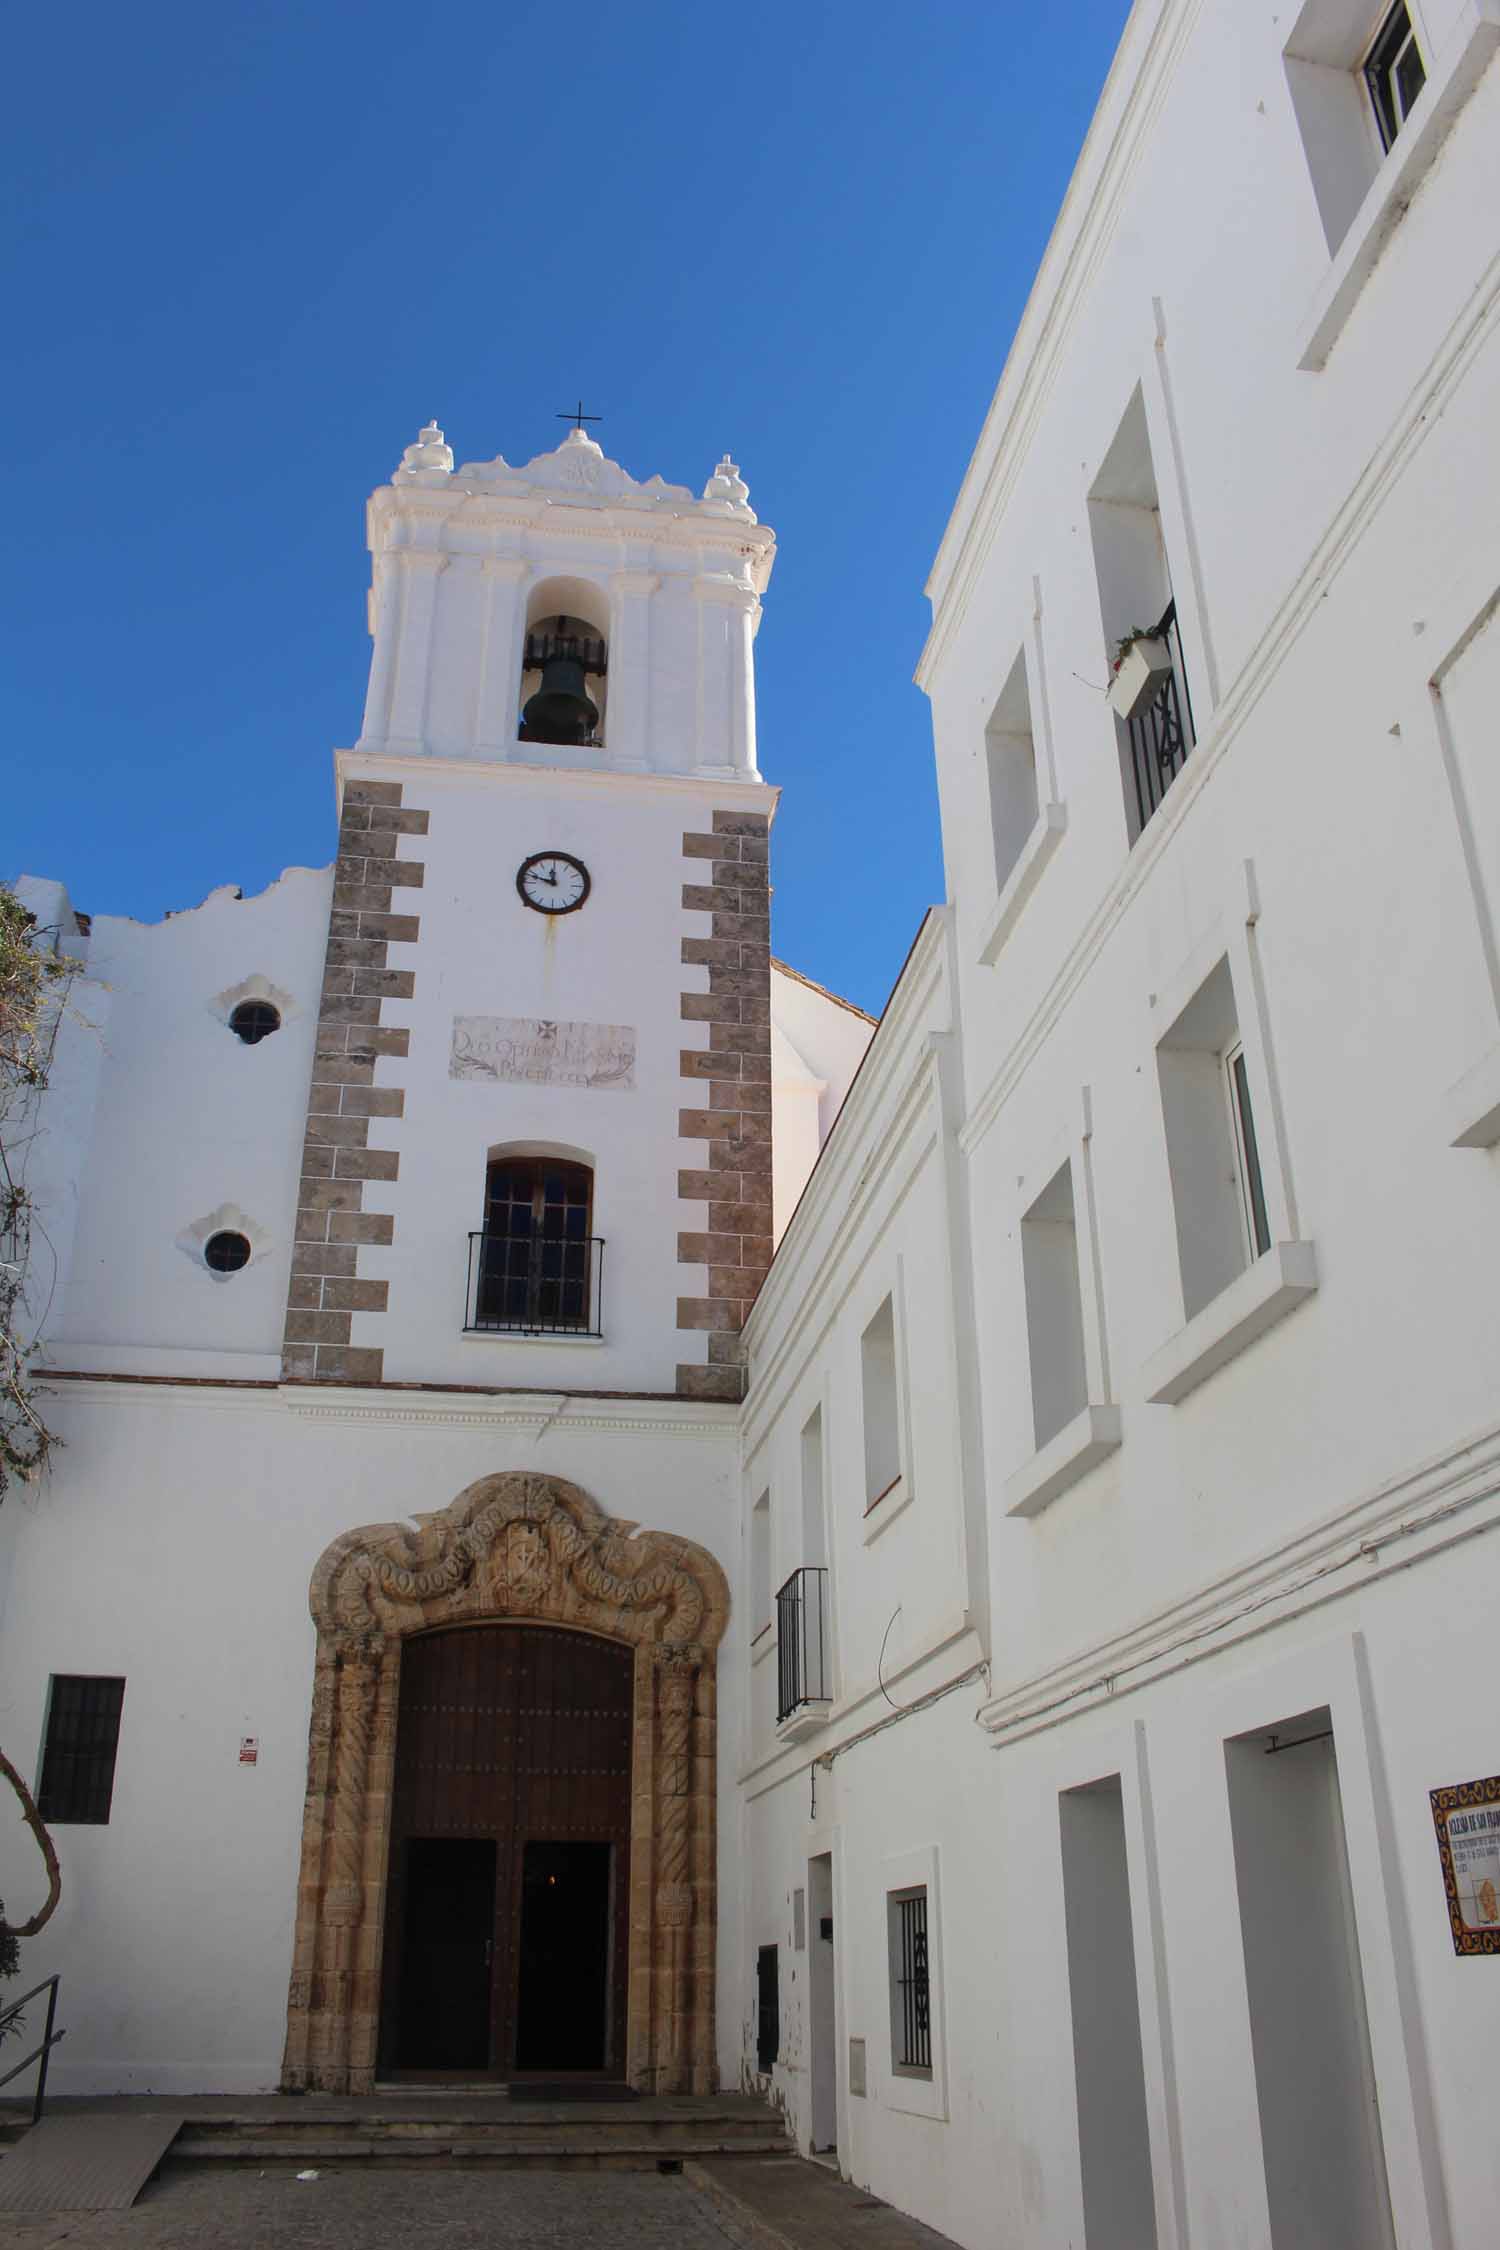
[472, 1155, 597, 1334]
[518, 577, 609, 748]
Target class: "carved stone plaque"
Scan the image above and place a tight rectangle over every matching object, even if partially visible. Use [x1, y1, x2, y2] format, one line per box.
[450, 1016, 636, 1090]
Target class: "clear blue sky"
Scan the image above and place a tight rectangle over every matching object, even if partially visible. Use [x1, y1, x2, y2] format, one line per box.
[5, 0, 1130, 1017]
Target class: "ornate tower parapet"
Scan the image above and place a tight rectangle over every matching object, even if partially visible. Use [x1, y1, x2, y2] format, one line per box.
[359, 421, 776, 780]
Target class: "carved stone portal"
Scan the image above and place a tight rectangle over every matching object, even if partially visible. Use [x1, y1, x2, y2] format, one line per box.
[280, 1472, 729, 2094]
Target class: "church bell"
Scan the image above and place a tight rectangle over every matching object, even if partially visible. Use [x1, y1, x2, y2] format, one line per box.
[520, 619, 605, 745]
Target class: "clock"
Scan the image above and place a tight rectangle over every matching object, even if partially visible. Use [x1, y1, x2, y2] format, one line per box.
[516, 851, 591, 916]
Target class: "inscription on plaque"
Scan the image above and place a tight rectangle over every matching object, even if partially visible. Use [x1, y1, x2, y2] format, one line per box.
[1430, 1774, 1500, 1954]
[450, 1015, 636, 1091]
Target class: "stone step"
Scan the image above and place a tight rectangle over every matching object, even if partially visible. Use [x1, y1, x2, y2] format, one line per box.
[172, 2111, 781, 2146]
[165, 2133, 791, 2170]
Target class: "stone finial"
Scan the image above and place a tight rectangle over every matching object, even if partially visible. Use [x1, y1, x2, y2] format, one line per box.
[395, 420, 454, 482]
[702, 454, 751, 509]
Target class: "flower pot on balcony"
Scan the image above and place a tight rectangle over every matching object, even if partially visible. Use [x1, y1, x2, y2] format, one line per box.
[1107, 634, 1173, 721]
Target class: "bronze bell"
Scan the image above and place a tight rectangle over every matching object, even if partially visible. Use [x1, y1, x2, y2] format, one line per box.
[520, 619, 604, 745]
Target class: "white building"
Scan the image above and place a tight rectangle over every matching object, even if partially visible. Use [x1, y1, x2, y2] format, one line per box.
[5, 1, 1500, 2243]
[1, 419, 871, 2101]
[737, 2, 1500, 2246]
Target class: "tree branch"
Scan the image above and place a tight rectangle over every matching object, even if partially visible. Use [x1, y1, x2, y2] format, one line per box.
[0, 1747, 61, 1937]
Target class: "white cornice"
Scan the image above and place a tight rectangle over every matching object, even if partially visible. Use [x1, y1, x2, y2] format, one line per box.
[367, 486, 776, 593]
[334, 747, 781, 816]
[279, 1386, 739, 1438]
[917, 0, 1203, 686]
[978, 1415, 1500, 1747]
[44, 1374, 739, 1440]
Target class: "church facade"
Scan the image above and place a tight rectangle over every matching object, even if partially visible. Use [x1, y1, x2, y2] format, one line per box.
[6, 2, 1500, 2247]
[2, 420, 871, 2099]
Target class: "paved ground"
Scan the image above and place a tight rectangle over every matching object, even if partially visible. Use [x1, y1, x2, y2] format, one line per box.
[0, 2166, 750, 2250]
[0, 2154, 967, 2250]
[689, 2157, 964, 2250]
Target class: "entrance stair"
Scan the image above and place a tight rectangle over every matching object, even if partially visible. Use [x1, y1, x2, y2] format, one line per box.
[1, 2091, 790, 2175]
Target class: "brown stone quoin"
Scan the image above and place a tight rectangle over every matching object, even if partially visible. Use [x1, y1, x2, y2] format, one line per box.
[281, 1473, 729, 2095]
[281, 780, 427, 1383]
[677, 811, 772, 1404]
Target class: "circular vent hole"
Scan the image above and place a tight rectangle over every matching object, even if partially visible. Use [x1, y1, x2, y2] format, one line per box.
[230, 1000, 281, 1045]
[204, 1231, 252, 1274]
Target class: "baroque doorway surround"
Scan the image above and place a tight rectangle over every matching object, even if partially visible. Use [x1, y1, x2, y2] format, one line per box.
[280, 1472, 729, 2094]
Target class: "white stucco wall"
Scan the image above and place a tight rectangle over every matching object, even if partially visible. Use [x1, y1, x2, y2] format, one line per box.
[0, 1386, 743, 2094]
[734, 5, 1500, 2247]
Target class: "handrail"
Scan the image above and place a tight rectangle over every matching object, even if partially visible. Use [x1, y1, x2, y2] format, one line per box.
[776, 1567, 832, 1724]
[0, 1974, 65, 2125]
[465, 1230, 605, 1338]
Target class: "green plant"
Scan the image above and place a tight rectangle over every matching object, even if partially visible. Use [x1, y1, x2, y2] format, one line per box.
[1110, 625, 1158, 672]
[0, 887, 75, 1492]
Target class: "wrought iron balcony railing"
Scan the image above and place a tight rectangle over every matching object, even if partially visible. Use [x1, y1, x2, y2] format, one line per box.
[776, 1566, 831, 1726]
[1125, 598, 1195, 839]
[465, 1231, 604, 1337]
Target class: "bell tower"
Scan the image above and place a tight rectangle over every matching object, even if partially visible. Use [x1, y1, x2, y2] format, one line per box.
[282, 422, 779, 1403]
[357, 418, 773, 778]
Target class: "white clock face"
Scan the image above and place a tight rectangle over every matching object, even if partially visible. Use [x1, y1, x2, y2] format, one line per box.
[517, 851, 590, 915]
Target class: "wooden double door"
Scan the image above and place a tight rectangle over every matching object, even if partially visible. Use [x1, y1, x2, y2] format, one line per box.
[379, 1624, 634, 2080]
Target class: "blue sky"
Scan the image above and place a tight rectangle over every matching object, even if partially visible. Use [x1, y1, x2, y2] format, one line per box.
[5, 0, 1130, 1017]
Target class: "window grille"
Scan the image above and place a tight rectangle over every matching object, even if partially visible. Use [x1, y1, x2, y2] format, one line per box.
[38, 1677, 125, 1825]
[469, 1157, 601, 1335]
[775, 1568, 831, 1725]
[1125, 600, 1195, 838]
[892, 1889, 931, 2073]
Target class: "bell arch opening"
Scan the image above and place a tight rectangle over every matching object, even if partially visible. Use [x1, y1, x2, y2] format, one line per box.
[281, 1473, 727, 2095]
[520, 576, 610, 746]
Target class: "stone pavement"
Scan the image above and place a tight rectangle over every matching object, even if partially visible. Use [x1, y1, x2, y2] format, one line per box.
[0, 2165, 736, 2249]
[0, 2154, 967, 2250]
[688, 2156, 964, 2250]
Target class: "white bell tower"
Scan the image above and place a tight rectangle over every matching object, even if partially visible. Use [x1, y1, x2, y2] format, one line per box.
[284, 422, 780, 1405]
[358, 419, 775, 777]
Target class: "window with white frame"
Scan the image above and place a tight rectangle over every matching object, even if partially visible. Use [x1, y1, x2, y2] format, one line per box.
[1020, 1161, 1089, 1451]
[860, 1296, 902, 1509]
[1364, 1, 1425, 149]
[1283, 0, 1429, 255]
[985, 649, 1039, 894]
[750, 1490, 771, 1639]
[1224, 1041, 1272, 1265]
[1088, 388, 1195, 844]
[1157, 960, 1272, 1320]
[800, 1405, 827, 1570]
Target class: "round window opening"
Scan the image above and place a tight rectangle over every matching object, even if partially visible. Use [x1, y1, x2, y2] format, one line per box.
[204, 1230, 252, 1274]
[230, 1000, 281, 1045]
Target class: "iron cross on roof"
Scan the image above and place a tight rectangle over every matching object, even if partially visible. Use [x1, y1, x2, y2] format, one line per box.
[557, 401, 603, 429]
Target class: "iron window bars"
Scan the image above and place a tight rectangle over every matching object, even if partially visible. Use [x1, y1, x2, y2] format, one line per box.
[776, 1567, 831, 1725]
[1125, 598, 1195, 839]
[893, 1889, 932, 2074]
[38, 1677, 125, 1825]
[466, 1230, 604, 1337]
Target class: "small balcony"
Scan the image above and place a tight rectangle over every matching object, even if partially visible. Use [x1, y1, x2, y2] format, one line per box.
[776, 1567, 832, 1738]
[465, 1230, 605, 1338]
[1124, 599, 1195, 839]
